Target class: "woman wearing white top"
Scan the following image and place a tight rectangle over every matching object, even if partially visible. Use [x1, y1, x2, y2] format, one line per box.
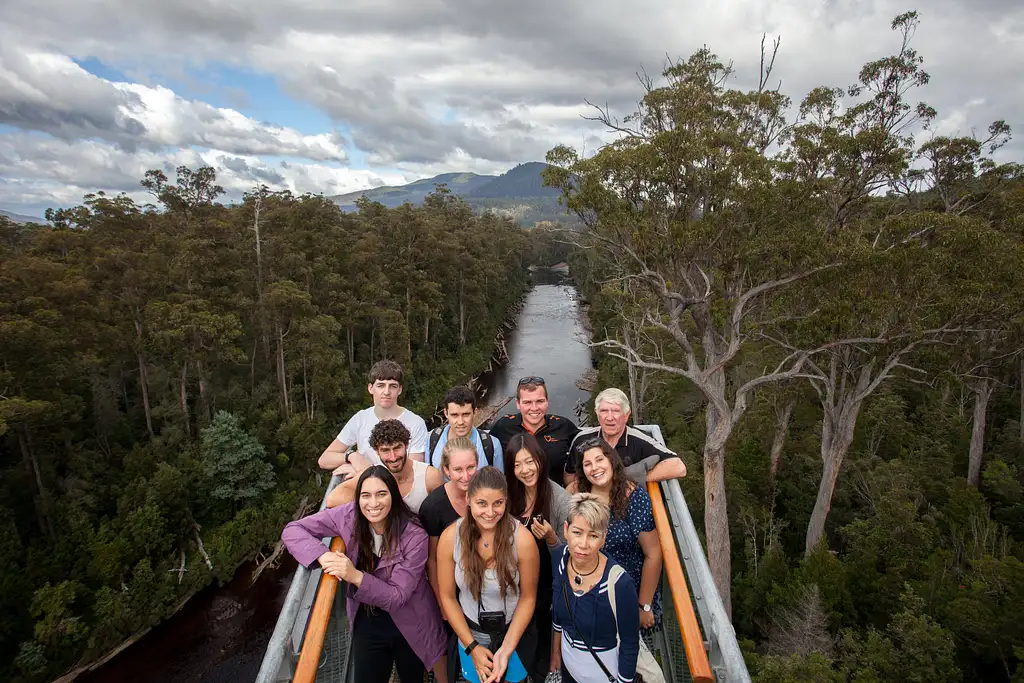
[437, 467, 539, 683]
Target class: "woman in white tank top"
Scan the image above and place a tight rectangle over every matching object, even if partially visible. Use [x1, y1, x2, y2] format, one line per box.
[437, 467, 539, 683]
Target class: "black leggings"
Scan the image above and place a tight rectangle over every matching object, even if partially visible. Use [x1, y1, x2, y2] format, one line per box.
[351, 607, 425, 683]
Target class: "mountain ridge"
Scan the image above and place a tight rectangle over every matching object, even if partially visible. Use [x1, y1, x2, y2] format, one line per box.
[0, 209, 47, 224]
[329, 162, 572, 227]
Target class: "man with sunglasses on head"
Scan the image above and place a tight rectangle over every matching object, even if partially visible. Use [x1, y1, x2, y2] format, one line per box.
[488, 376, 580, 486]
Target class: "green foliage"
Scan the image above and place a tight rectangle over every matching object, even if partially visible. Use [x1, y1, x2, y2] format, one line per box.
[0, 166, 531, 681]
[201, 411, 276, 508]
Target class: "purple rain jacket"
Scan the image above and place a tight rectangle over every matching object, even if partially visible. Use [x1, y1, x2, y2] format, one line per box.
[280, 502, 447, 669]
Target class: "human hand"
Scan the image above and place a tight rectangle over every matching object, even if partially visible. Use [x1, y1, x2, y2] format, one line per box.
[470, 645, 494, 682]
[531, 516, 554, 544]
[485, 645, 510, 683]
[332, 462, 356, 480]
[639, 607, 655, 629]
[319, 551, 353, 581]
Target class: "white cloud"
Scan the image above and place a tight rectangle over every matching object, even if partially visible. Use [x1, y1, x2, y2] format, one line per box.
[0, 0, 1021, 215]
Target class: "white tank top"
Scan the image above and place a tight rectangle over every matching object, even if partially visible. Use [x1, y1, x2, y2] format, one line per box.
[403, 460, 430, 514]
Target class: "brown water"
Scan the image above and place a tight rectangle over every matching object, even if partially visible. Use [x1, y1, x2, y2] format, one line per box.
[77, 269, 591, 683]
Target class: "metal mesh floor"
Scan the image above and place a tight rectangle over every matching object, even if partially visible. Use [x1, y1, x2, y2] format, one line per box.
[313, 590, 351, 683]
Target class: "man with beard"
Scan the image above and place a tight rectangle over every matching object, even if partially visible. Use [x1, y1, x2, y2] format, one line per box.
[326, 419, 442, 514]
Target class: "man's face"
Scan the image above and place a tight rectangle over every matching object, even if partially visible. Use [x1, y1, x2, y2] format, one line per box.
[597, 400, 629, 441]
[368, 378, 402, 408]
[516, 386, 548, 429]
[445, 402, 476, 438]
[376, 441, 408, 473]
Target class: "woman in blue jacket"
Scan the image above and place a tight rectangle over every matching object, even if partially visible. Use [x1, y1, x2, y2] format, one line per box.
[551, 493, 640, 683]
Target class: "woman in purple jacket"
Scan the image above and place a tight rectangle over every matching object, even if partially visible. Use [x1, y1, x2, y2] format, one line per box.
[281, 465, 446, 683]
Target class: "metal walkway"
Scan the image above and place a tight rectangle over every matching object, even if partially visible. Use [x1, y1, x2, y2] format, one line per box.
[255, 425, 751, 683]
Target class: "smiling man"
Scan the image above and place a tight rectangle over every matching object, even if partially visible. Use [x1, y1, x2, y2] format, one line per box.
[568, 387, 686, 485]
[488, 376, 579, 486]
[325, 419, 442, 514]
[318, 360, 429, 478]
[427, 385, 503, 473]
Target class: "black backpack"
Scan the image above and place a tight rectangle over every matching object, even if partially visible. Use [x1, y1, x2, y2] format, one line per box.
[428, 427, 495, 468]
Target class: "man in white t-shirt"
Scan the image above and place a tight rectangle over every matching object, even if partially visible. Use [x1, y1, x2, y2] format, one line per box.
[318, 360, 429, 479]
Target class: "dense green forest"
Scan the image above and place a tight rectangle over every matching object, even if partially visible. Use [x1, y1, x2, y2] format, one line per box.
[551, 11, 1024, 683]
[0, 177, 541, 681]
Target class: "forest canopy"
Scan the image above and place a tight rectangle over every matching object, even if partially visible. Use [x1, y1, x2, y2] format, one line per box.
[548, 11, 1024, 683]
[0, 176, 541, 681]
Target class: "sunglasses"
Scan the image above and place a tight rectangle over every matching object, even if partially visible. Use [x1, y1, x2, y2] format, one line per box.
[518, 376, 546, 385]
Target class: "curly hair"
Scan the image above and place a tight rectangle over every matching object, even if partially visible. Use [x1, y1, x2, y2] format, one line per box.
[369, 418, 410, 450]
[458, 467, 518, 602]
[573, 438, 632, 519]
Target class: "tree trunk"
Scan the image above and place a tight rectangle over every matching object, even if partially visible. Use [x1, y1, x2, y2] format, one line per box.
[302, 354, 312, 421]
[458, 284, 466, 347]
[424, 316, 430, 348]
[1019, 358, 1023, 443]
[770, 398, 796, 479]
[347, 326, 355, 368]
[806, 398, 861, 555]
[405, 288, 413, 361]
[276, 324, 290, 419]
[136, 351, 154, 438]
[18, 427, 53, 536]
[179, 364, 190, 437]
[196, 360, 209, 424]
[968, 378, 993, 488]
[703, 398, 732, 617]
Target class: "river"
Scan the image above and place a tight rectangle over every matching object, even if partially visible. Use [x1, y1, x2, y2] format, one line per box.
[77, 268, 591, 683]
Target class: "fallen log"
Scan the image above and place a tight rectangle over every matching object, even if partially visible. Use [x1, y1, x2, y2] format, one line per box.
[251, 494, 312, 585]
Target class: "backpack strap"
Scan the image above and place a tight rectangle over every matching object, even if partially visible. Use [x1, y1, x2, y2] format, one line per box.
[427, 427, 443, 468]
[479, 428, 495, 467]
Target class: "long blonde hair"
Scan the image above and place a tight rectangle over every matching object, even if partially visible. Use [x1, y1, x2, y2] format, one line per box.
[458, 467, 518, 601]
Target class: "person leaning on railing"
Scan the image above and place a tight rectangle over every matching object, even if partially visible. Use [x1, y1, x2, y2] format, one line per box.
[551, 493, 640, 683]
[437, 466, 539, 683]
[281, 465, 446, 683]
[569, 438, 664, 634]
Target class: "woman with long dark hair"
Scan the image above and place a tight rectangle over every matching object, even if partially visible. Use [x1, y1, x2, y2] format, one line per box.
[571, 438, 663, 633]
[437, 466, 539, 683]
[503, 432, 569, 682]
[282, 465, 446, 683]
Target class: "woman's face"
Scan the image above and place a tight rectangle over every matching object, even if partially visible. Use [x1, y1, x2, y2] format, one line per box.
[358, 477, 392, 526]
[582, 447, 613, 488]
[445, 449, 478, 492]
[513, 448, 540, 489]
[565, 514, 605, 563]
[470, 486, 507, 531]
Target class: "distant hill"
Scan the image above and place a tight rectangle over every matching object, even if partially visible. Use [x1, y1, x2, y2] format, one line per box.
[328, 162, 575, 227]
[0, 209, 46, 224]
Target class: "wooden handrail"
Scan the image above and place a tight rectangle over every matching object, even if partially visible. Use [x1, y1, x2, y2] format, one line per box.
[293, 536, 346, 683]
[648, 482, 714, 683]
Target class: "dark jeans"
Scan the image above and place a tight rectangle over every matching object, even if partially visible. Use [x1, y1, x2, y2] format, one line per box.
[352, 606, 425, 683]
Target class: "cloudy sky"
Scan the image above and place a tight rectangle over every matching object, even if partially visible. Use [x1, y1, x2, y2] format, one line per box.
[1, 0, 1021, 217]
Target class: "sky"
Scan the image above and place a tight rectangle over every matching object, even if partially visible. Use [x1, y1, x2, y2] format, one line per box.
[1, 0, 1021, 217]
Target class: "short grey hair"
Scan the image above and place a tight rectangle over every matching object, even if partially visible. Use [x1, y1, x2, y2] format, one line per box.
[594, 388, 630, 416]
[566, 493, 611, 535]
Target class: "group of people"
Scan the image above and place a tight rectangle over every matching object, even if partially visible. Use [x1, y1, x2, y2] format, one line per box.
[282, 361, 687, 683]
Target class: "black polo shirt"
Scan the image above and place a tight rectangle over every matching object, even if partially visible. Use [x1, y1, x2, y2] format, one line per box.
[488, 412, 580, 484]
[566, 425, 678, 475]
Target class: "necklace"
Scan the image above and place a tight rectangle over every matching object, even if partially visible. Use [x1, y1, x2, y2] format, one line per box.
[570, 556, 600, 586]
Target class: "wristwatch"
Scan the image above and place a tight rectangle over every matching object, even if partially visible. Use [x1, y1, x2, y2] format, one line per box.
[640, 603, 652, 612]
[464, 639, 480, 655]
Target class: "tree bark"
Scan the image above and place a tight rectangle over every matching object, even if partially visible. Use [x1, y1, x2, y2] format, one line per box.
[806, 392, 861, 555]
[968, 378, 993, 488]
[703, 398, 732, 617]
[179, 364, 190, 437]
[347, 325, 355, 368]
[18, 426, 53, 536]
[458, 283, 466, 347]
[276, 324, 290, 419]
[770, 398, 796, 479]
[136, 351, 154, 438]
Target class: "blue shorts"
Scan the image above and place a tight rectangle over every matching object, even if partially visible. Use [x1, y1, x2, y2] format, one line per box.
[457, 641, 528, 683]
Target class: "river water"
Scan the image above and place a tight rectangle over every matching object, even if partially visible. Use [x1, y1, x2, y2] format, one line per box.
[77, 268, 591, 683]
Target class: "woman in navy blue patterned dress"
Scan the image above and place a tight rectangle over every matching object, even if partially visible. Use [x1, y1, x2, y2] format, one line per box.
[570, 437, 663, 631]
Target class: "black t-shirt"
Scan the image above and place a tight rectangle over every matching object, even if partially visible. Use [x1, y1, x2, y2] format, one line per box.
[419, 485, 462, 538]
[489, 413, 580, 485]
[566, 425, 679, 474]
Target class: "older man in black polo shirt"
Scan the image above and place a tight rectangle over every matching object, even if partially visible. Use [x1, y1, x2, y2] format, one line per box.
[488, 376, 580, 486]
[567, 387, 686, 486]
